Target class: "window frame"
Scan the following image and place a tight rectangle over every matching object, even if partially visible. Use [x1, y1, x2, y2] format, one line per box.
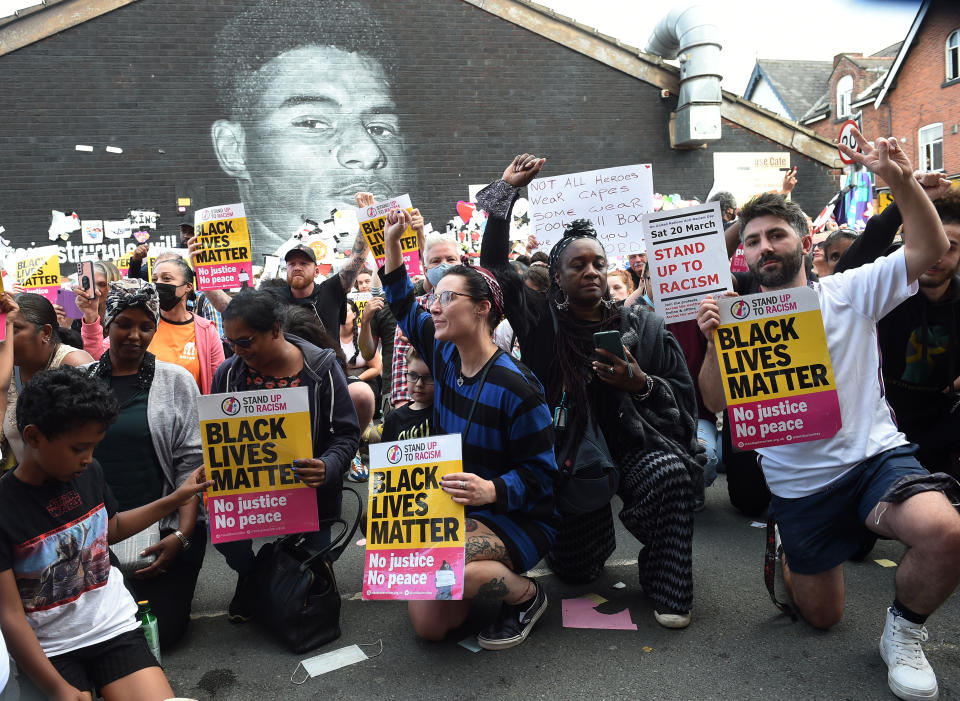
[947, 29, 960, 82]
[918, 122, 944, 172]
[836, 75, 853, 118]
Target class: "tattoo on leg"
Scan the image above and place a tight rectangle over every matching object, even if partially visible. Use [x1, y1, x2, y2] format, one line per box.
[466, 519, 479, 532]
[465, 535, 512, 567]
[476, 577, 508, 600]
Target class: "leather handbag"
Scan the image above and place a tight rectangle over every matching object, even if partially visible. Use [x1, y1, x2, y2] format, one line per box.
[252, 487, 362, 654]
[555, 410, 620, 516]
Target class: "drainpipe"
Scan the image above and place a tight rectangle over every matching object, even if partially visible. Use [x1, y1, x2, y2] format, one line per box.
[645, 5, 723, 147]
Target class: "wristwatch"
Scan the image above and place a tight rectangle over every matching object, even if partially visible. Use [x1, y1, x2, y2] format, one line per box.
[173, 529, 191, 550]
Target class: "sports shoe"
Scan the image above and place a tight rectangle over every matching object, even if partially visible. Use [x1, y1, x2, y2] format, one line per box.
[228, 574, 256, 623]
[880, 607, 939, 701]
[477, 579, 547, 650]
[346, 455, 369, 482]
[654, 609, 692, 629]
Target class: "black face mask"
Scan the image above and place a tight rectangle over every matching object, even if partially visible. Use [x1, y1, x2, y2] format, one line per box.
[155, 282, 184, 312]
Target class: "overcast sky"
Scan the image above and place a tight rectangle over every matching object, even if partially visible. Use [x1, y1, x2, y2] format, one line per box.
[537, 0, 921, 94]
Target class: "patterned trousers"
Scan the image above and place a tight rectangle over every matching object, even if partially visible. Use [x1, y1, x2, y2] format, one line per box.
[547, 449, 695, 612]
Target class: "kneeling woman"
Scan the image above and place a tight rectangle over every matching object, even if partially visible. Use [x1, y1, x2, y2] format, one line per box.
[381, 209, 558, 650]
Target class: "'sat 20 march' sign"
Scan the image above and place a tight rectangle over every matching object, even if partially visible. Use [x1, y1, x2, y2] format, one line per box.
[716, 287, 842, 450]
[199, 387, 317, 544]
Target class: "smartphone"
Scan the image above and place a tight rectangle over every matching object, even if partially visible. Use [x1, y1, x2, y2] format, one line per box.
[593, 330, 626, 361]
[76, 261, 96, 299]
[56, 288, 83, 319]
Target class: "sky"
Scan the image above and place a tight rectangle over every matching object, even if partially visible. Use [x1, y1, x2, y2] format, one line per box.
[536, 0, 921, 95]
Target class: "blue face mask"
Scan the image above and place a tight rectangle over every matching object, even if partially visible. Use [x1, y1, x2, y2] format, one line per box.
[426, 262, 455, 287]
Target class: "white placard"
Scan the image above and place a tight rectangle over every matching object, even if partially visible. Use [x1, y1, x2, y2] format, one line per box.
[526, 164, 654, 256]
[642, 201, 732, 324]
[709, 153, 790, 210]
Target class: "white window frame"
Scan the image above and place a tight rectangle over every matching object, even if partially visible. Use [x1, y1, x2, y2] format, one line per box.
[836, 75, 853, 118]
[918, 123, 944, 172]
[947, 29, 960, 81]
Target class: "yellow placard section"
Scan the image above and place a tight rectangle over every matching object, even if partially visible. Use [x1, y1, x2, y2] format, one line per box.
[18, 254, 59, 289]
[715, 309, 837, 405]
[201, 411, 313, 496]
[193, 216, 251, 265]
[876, 190, 894, 214]
[366, 459, 465, 550]
[360, 210, 419, 262]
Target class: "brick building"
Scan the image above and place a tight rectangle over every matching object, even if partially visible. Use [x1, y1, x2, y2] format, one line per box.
[0, 0, 843, 269]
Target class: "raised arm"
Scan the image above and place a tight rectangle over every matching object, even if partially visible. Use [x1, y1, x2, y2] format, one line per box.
[839, 127, 948, 283]
[0, 294, 19, 427]
[695, 293, 736, 413]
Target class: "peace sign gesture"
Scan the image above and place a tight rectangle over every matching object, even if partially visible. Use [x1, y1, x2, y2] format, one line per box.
[837, 126, 913, 187]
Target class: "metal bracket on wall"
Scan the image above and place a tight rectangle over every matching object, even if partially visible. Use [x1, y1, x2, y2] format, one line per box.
[0, 0, 140, 57]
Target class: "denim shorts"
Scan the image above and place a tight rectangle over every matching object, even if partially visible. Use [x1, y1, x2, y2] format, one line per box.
[769, 444, 927, 575]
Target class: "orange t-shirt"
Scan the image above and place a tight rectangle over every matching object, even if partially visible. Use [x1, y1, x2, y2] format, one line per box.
[148, 317, 201, 388]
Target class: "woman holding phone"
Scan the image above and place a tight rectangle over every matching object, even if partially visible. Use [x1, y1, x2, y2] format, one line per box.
[478, 155, 702, 628]
[380, 207, 558, 650]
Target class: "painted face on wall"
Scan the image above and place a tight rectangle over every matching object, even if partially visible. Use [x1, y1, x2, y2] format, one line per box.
[213, 45, 407, 259]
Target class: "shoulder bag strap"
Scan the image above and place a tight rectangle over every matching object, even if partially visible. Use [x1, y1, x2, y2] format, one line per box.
[461, 349, 504, 442]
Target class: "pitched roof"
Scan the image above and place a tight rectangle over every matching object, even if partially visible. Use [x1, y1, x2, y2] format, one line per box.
[747, 59, 835, 121]
[875, 0, 932, 107]
[871, 41, 904, 58]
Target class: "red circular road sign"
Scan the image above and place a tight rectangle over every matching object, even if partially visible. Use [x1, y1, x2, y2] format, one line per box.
[837, 120, 860, 165]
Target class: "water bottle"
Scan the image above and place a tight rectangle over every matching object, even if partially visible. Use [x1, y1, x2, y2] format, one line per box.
[137, 600, 161, 665]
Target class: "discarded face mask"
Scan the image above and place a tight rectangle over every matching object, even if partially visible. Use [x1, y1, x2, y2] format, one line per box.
[290, 640, 383, 684]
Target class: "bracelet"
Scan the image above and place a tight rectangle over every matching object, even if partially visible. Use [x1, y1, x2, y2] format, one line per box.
[173, 529, 191, 550]
[632, 373, 654, 402]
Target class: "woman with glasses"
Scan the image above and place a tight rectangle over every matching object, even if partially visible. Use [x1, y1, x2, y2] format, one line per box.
[79, 257, 224, 394]
[79, 279, 207, 649]
[380, 346, 433, 442]
[381, 208, 558, 651]
[210, 290, 360, 623]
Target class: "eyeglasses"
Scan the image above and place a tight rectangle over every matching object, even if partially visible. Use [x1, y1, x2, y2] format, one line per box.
[425, 290, 476, 308]
[405, 371, 434, 386]
[224, 334, 256, 349]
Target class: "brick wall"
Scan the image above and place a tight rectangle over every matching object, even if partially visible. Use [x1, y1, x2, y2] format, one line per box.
[0, 0, 839, 270]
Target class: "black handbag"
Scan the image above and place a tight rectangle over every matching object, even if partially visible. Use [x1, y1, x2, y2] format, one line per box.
[555, 406, 620, 516]
[252, 487, 362, 653]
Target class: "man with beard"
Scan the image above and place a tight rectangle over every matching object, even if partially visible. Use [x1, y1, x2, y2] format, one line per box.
[879, 191, 960, 479]
[278, 244, 346, 339]
[210, 0, 408, 262]
[697, 128, 960, 701]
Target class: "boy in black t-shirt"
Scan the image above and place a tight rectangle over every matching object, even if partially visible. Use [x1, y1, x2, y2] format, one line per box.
[0, 368, 211, 701]
[381, 347, 433, 442]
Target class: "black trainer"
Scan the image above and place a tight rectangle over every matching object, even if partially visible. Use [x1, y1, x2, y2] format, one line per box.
[477, 579, 547, 650]
[228, 574, 256, 623]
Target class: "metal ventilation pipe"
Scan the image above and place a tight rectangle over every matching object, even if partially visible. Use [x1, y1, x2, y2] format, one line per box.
[645, 5, 723, 147]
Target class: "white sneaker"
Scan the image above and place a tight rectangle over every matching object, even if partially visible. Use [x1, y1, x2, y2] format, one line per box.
[879, 608, 939, 701]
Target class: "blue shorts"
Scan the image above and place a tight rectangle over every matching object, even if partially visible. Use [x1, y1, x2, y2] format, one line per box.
[769, 444, 928, 575]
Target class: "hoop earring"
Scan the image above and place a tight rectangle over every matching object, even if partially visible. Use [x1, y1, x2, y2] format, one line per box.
[554, 289, 570, 312]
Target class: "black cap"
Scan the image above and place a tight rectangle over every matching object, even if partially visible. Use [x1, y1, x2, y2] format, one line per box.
[180, 212, 195, 229]
[284, 243, 317, 263]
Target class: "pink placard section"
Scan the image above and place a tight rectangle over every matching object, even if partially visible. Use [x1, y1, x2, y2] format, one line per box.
[207, 488, 319, 544]
[195, 260, 253, 290]
[403, 249, 422, 277]
[362, 547, 465, 600]
[31, 286, 59, 303]
[561, 598, 638, 631]
[728, 390, 843, 451]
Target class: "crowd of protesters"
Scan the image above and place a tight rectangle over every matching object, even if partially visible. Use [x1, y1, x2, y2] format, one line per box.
[0, 125, 959, 701]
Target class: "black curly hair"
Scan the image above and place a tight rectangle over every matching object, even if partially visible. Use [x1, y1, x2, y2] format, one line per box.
[17, 367, 119, 438]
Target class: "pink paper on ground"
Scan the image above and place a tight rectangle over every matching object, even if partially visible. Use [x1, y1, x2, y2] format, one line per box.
[561, 597, 637, 631]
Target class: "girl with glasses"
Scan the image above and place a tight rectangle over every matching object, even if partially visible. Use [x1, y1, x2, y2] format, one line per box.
[381, 208, 558, 650]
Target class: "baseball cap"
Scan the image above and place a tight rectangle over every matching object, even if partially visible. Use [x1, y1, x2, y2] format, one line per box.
[180, 212, 195, 229]
[284, 244, 317, 263]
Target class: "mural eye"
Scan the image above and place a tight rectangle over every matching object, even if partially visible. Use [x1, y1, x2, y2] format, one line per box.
[292, 118, 332, 131]
[366, 123, 396, 138]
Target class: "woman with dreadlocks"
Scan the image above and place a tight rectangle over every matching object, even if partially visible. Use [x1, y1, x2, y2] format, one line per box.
[478, 154, 703, 628]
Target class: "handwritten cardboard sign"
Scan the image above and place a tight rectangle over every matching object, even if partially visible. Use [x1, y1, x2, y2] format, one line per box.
[526, 164, 654, 256]
[716, 287, 842, 450]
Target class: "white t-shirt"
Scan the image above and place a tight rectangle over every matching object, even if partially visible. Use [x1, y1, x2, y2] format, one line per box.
[758, 247, 916, 498]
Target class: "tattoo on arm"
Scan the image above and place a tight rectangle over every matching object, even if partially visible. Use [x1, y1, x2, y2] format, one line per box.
[340, 230, 369, 292]
[475, 577, 508, 600]
[465, 518, 479, 532]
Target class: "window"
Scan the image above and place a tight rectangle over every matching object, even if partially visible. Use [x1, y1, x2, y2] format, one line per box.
[836, 75, 853, 118]
[948, 29, 960, 81]
[919, 123, 944, 171]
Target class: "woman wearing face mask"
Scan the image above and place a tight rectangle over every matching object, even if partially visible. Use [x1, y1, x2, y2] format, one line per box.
[381, 208, 559, 650]
[478, 154, 703, 629]
[79, 257, 224, 394]
[81, 279, 207, 650]
[0, 293, 94, 468]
